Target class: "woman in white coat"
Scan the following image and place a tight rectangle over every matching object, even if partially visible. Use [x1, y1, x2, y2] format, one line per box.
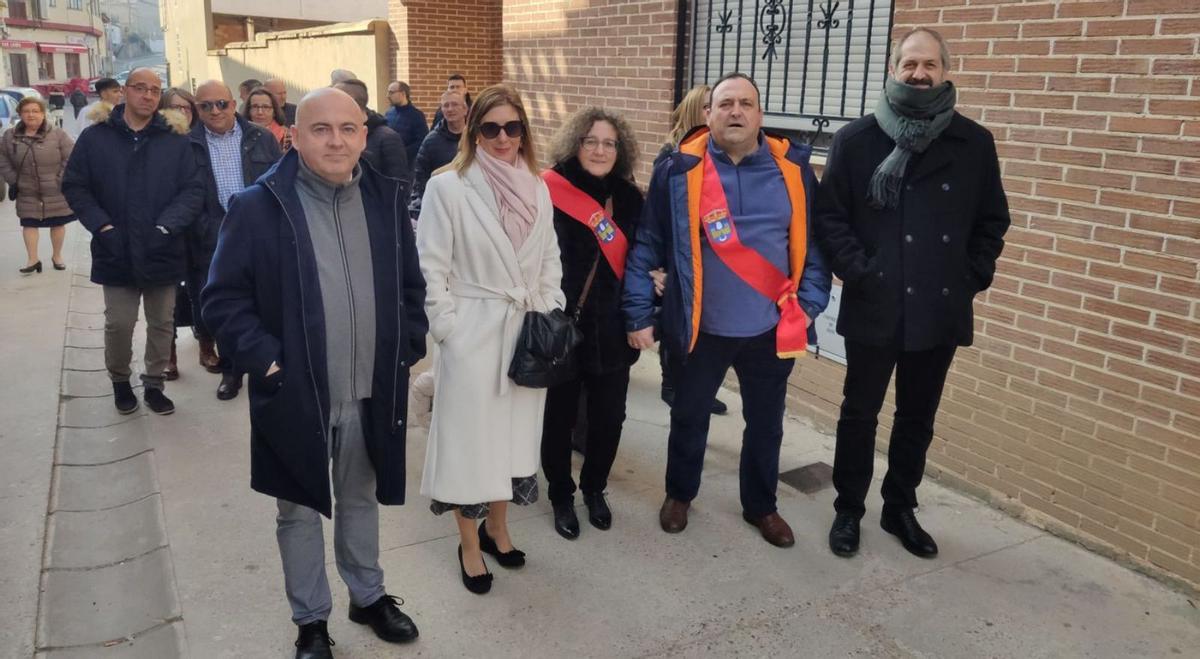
[416, 85, 565, 595]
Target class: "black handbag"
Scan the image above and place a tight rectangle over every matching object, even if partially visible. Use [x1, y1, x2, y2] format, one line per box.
[508, 256, 599, 388]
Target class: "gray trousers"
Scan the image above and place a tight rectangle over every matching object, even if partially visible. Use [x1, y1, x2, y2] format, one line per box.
[103, 285, 176, 390]
[276, 400, 385, 625]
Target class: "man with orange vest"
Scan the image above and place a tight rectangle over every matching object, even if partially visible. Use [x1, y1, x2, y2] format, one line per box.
[623, 73, 830, 547]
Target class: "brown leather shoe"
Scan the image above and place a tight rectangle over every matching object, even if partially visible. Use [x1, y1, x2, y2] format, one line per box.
[198, 337, 221, 373]
[659, 497, 690, 534]
[743, 511, 795, 547]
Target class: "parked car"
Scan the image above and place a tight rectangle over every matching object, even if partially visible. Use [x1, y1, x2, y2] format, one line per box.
[0, 87, 44, 104]
[0, 94, 22, 131]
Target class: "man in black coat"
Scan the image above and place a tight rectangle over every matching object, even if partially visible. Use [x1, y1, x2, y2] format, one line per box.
[62, 68, 204, 416]
[265, 78, 298, 126]
[384, 81, 427, 170]
[190, 80, 283, 401]
[334, 79, 410, 195]
[408, 90, 466, 220]
[202, 88, 427, 659]
[815, 28, 1010, 559]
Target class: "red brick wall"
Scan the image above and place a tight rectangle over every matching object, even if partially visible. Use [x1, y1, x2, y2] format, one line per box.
[502, 0, 680, 183]
[389, 0, 504, 125]
[789, 0, 1200, 592]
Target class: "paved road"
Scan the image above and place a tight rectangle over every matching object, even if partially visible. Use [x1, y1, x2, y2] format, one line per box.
[3, 210, 1198, 657]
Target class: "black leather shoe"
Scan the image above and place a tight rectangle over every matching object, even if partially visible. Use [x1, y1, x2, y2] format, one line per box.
[294, 620, 334, 659]
[113, 381, 138, 415]
[881, 508, 939, 558]
[828, 512, 861, 557]
[216, 373, 242, 400]
[458, 545, 493, 594]
[478, 519, 525, 568]
[582, 491, 612, 530]
[18, 261, 42, 274]
[552, 501, 580, 540]
[348, 593, 418, 643]
[143, 388, 175, 415]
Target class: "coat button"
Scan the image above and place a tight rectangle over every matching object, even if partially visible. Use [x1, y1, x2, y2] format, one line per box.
[906, 286, 914, 295]
[942, 234, 950, 243]
[942, 288, 950, 296]
[399, 360, 407, 367]
[905, 234, 913, 243]
[877, 271, 884, 278]
[395, 419, 404, 429]
[905, 184, 913, 191]
[942, 183, 950, 191]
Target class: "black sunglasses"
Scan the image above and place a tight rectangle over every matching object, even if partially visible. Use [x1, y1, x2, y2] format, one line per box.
[479, 120, 523, 139]
[197, 99, 233, 112]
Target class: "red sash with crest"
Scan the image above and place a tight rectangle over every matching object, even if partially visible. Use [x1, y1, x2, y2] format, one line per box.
[542, 170, 628, 280]
[699, 153, 809, 358]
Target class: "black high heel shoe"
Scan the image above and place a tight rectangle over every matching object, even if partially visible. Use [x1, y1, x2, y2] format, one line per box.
[19, 261, 42, 274]
[458, 545, 493, 594]
[478, 519, 526, 568]
[52, 260, 66, 271]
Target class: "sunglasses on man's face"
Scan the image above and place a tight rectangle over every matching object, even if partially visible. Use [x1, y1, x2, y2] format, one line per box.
[197, 99, 233, 113]
[478, 121, 523, 139]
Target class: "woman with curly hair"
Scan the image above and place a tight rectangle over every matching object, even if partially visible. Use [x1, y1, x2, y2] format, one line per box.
[540, 107, 644, 539]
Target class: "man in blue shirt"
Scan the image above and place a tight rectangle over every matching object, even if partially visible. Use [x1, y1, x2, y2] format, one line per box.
[623, 73, 830, 547]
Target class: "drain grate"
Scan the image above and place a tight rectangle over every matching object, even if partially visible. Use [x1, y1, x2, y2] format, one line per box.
[779, 461, 833, 494]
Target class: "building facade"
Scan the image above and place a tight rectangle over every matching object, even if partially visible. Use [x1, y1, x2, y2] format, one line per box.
[389, 0, 1200, 593]
[2, 0, 107, 91]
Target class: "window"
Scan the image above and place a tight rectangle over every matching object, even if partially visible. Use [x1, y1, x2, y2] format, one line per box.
[50, 0, 57, 7]
[65, 53, 81, 78]
[686, 0, 895, 143]
[9, 54, 30, 87]
[69, 0, 83, 9]
[9, 0, 29, 19]
[38, 51, 55, 80]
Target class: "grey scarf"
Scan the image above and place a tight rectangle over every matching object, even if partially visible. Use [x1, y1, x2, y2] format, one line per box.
[868, 78, 957, 210]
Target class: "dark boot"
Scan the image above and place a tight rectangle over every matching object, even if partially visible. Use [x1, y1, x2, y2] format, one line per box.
[293, 620, 334, 659]
[198, 336, 221, 373]
[348, 593, 418, 643]
[828, 512, 861, 557]
[582, 491, 612, 530]
[881, 508, 938, 558]
[113, 381, 138, 415]
[552, 501, 580, 540]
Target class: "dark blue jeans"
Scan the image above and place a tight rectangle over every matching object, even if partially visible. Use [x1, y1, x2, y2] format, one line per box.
[665, 329, 795, 517]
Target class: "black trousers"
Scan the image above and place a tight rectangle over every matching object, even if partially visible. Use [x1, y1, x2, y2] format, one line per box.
[832, 339, 957, 518]
[185, 267, 235, 376]
[541, 367, 631, 505]
[666, 329, 794, 517]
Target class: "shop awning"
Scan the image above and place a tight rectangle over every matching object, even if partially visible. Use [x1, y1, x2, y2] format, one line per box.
[37, 43, 88, 54]
[1, 40, 37, 50]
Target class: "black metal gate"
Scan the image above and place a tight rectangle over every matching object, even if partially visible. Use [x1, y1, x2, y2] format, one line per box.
[680, 0, 896, 142]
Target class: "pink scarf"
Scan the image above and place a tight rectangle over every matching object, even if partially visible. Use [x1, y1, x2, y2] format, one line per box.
[475, 147, 539, 251]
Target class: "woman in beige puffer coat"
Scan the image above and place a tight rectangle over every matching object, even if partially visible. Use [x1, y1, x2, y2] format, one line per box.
[0, 96, 75, 273]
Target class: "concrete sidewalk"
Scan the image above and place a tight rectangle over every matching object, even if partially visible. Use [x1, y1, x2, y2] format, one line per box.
[7, 215, 1200, 657]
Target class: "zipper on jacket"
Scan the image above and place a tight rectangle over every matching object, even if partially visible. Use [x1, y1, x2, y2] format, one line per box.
[266, 181, 328, 444]
[332, 186, 358, 400]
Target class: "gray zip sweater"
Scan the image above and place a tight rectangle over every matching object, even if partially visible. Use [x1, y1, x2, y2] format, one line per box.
[295, 156, 376, 404]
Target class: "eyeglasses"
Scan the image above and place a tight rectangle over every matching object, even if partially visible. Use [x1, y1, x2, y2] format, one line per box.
[197, 99, 233, 113]
[127, 83, 162, 97]
[580, 137, 619, 153]
[168, 103, 193, 114]
[248, 104, 274, 113]
[479, 121, 523, 139]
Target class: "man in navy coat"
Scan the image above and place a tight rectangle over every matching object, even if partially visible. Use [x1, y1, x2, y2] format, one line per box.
[203, 88, 428, 659]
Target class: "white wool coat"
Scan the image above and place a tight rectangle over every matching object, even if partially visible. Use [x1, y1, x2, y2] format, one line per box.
[417, 162, 565, 505]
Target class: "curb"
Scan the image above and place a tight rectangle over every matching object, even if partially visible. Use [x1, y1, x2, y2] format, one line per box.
[34, 236, 186, 657]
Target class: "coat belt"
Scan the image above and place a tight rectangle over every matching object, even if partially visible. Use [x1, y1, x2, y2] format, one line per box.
[448, 278, 537, 395]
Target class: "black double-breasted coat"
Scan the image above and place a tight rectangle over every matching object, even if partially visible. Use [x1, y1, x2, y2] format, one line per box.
[814, 112, 1010, 351]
